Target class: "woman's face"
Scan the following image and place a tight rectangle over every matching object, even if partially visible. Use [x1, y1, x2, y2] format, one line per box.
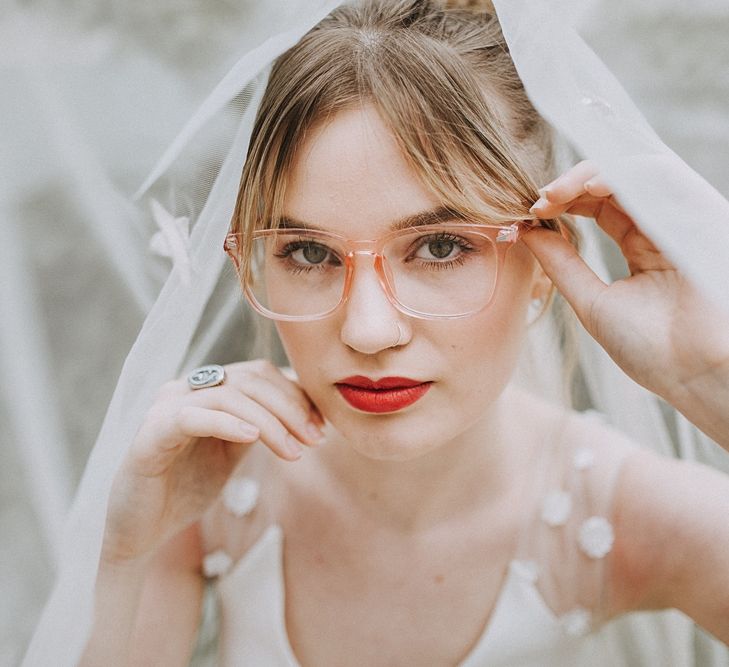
[275, 105, 542, 461]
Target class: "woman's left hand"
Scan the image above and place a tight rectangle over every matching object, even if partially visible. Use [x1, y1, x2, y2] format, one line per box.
[523, 160, 729, 447]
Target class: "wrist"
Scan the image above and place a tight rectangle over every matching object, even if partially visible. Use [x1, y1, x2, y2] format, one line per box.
[100, 536, 156, 572]
[664, 354, 729, 450]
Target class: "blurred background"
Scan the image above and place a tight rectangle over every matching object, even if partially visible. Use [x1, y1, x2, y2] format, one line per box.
[1, 1, 728, 664]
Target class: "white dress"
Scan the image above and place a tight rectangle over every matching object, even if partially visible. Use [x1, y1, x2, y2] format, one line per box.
[192, 415, 713, 666]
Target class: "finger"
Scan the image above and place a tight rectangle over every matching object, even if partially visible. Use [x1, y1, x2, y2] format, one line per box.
[531, 192, 607, 220]
[532, 187, 636, 250]
[565, 201, 672, 273]
[230, 360, 324, 427]
[541, 161, 600, 204]
[175, 406, 260, 444]
[211, 378, 323, 446]
[186, 388, 307, 460]
[530, 161, 600, 217]
[254, 364, 324, 427]
[583, 174, 613, 198]
[564, 200, 635, 245]
[522, 227, 608, 334]
[278, 367, 325, 427]
[583, 175, 632, 219]
[134, 405, 259, 460]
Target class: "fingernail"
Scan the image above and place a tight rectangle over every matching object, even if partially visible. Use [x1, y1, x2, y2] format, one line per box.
[286, 434, 303, 459]
[538, 186, 552, 199]
[529, 197, 548, 213]
[306, 423, 325, 444]
[309, 405, 325, 426]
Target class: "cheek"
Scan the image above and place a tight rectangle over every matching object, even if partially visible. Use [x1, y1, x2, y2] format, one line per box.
[456, 305, 528, 378]
[446, 260, 534, 392]
[275, 321, 333, 395]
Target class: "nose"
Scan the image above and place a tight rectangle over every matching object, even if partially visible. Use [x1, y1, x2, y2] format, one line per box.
[339, 254, 410, 354]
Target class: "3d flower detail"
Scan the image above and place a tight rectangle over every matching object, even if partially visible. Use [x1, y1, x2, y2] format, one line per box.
[148, 198, 192, 286]
[223, 476, 260, 517]
[573, 447, 596, 471]
[560, 607, 592, 637]
[541, 490, 573, 527]
[510, 559, 539, 584]
[580, 94, 615, 117]
[202, 549, 233, 578]
[577, 516, 615, 559]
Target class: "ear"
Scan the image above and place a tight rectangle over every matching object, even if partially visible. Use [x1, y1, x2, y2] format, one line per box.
[530, 262, 553, 302]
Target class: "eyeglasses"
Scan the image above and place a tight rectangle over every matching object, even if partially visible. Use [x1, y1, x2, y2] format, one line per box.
[224, 222, 529, 321]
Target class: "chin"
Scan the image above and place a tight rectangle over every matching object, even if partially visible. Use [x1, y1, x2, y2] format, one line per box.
[349, 434, 441, 462]
[324, 407, 454, 462]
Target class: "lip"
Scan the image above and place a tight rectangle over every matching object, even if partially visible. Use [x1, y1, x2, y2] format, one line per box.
[335, 376, 432, 413]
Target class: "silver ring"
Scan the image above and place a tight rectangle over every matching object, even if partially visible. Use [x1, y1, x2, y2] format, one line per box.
[188, 364, 226, 390]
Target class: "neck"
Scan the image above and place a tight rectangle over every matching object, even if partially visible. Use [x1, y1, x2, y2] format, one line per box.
[318, 385, 532, 535]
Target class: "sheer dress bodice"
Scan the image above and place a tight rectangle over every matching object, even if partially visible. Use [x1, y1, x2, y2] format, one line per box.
[192, 413, 700, 666]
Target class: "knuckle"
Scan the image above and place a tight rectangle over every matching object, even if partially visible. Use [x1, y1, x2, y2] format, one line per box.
[260, 417, 286, 444]
[155, 380, 179, 399]
[228, 359, 274, 384]
[233, 369, 257, 387]
[250, 358, 276, 375]
[296, 405, 311, 425]
[279, 366, 299, 383]
[175, 405, 198, 430]
[144, 394, 178, 423]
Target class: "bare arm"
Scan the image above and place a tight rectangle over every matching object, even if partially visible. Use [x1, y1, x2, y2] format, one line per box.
[80, 524, 204, 667]
[80, 360, 323, 664]
[609, 450, 729, 644]
[664, 360, 729, 452]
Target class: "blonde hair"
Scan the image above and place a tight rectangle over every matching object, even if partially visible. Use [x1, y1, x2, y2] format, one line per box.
[230, 0, 579, 390]
[230, 0, 575, 266]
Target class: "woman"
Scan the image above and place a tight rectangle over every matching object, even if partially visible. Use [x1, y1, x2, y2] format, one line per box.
[80, 1, 729, 665]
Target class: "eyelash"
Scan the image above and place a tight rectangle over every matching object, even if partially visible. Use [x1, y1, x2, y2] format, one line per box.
[273, 232, 476, 274]
[406, 233, 475, 271]
[274, 240, 341, 274]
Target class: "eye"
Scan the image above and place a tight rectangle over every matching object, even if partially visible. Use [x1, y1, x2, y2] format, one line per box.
[293, 243, 329, 265]
[275, 240, 342, 268]
[417, 239, 458, 260]
[411, 233, 472, 262]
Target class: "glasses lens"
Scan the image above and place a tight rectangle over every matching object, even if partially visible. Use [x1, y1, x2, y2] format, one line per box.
[382, 227, 498, 317]
[248, 231, 346, 318]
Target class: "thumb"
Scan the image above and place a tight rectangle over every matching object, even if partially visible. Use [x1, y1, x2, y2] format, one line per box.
[522, 227, 608, 332]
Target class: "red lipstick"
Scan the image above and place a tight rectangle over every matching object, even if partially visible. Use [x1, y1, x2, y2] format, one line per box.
[335, 376, 432, 414]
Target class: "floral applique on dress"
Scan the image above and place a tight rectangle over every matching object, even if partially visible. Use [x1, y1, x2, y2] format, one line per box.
[202, 476, 261, 578]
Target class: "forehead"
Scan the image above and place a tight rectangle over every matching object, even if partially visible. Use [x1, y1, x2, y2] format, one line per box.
[283, 105, 441, 238]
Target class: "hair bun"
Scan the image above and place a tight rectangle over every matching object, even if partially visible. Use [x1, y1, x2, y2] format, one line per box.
[439, 0, 495, 12]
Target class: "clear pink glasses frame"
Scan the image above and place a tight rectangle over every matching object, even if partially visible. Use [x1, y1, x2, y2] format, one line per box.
[223, 221, 530, 322]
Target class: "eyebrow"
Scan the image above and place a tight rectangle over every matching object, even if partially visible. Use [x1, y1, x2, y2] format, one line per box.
[277, 206, 464, 233]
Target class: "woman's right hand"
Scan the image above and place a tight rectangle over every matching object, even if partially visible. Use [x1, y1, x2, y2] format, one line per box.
[101, 359, 324, 565]
[525, 160, 729, 448]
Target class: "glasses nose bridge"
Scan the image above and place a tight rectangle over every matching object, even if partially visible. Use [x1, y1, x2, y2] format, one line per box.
[344, 241, 386, 270]
[342, 241, 395, 307]
[345, 238, 381, 257]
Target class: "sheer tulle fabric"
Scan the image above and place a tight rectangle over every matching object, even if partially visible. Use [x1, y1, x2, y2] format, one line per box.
[23, 1, 729, 665]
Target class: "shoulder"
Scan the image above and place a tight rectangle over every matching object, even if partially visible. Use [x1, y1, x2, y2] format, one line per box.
[561, 408, 637, 455]
[539, 408, 729, 625]
[508, 402, 639, 625]
[605, 428, 729, 626]
[525, 399, 640, 491]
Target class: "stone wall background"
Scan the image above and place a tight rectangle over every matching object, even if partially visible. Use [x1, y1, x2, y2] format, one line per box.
[1, 1, 727, 664]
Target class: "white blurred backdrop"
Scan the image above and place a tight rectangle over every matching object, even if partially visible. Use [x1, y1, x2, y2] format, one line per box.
[1, 1, 727, 664]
